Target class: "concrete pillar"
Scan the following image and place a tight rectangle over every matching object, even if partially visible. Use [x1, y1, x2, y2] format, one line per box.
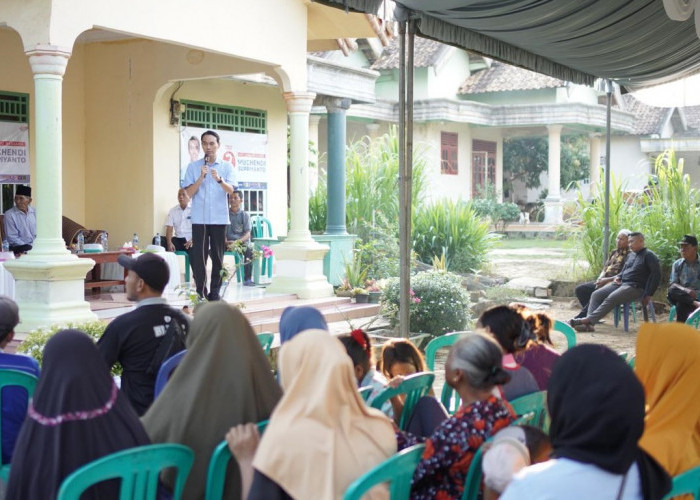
[589, 133, 601, 196]
[308, 114, 321, 192]
[265, 91, 333, 299]
[5, 46, 96, 334]
[325, 98, 350, 235]
[544, 125, 563, 224]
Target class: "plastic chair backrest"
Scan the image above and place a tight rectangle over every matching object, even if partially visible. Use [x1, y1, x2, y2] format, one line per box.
[0, 369, 38, 481]
[461, 439, 492, 500]
[425, 332, 464, 371]
[509, 390, 549, 431]
[256, 333, 274, 355]
[154, 350, 187, 398]
[205, 420, 268, 500]
[663, 465, 700, 499]
[686, 308, 700, 328]
[358, 386, 373, 402]
[343, 444, 426, 500]
[553, 321, 576, 349]
[370, 372, 435, 430]
[56, 443, 194, 500]
[669, 305, 677, 322]
[250, 216, 273, 239]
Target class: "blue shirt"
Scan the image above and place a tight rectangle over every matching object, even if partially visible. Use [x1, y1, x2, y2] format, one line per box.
[670, 256, 700, 292]
[3, 206, 36, 246]
[183, 158, 236, 225]
[0, 352, 40, 464]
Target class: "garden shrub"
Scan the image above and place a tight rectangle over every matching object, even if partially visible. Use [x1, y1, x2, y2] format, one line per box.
[17, 320, 121, 375]
[413, 199, 495, 274]
[381, 270, 470, 336]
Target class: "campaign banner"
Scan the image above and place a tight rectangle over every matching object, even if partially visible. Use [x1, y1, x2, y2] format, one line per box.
[0, 121, 30, 184]
[179, 127, 268, 189]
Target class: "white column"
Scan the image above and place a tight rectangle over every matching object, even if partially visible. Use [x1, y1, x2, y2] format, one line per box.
[4, 46, 96, 334]
[308, 114, 321, 193]
[589, 133, 601, 196]
[544, 124, 563, 224]
[265, 91, 333, 299]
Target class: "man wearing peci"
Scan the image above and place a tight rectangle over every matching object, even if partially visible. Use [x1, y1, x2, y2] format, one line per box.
[183, 130, 236, 301]
[3, 185, 36, 255]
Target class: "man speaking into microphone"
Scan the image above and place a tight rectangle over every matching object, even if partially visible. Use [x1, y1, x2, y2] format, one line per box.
[183, 130, 236, 301]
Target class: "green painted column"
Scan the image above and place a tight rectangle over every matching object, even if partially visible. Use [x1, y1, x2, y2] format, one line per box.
[325, 98, 350, 235]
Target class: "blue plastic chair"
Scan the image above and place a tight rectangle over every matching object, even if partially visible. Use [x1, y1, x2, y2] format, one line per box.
[343, 444, 426, 500]
[205, 420, 269, 500]
[0, 369, 38, 482]
[154, 350, 186, 398]
[614, 301, 656, 332]
[256, 332, 274, 355]
[174, 250, 190, 284]
[56, 443, 194, 500]
[553, 320, 576, 349]
[370, 372, 435, 430]
[663, 464, 700, 499]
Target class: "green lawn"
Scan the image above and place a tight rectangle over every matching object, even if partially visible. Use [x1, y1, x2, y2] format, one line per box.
[492, 237, 571, 250]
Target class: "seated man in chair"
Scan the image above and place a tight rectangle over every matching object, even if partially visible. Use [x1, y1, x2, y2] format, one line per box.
[3, 185, 36, 255]
[667, 235, 700, 322]
[226, 190, 255, 287]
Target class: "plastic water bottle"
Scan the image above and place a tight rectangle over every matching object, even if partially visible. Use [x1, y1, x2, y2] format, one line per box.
[132, 233, 139, 250]
[2, 240, 8, 253]
[77, 231, 85, 253]
[100, 232, 108, 252]
[155, 232, 162, 247]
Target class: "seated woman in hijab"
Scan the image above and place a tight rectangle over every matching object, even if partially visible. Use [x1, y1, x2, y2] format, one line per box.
[6, 330, 151, 499]
[142, 301, 281, 500]
[501, 344, 671, 500]
[402, 333, 514, 500]
[226, 329, 396, 500]
[278, 305, 328, 344]
[477, 305, 539, 400]
[636, 322, 700, 478]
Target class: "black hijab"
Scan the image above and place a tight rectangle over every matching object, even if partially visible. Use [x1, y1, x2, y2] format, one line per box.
[548, 344, 670, 499]
[6, 330, 151, 499]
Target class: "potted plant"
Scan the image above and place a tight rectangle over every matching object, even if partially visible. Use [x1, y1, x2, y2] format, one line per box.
[352, 287, 369, 303]
[365, 278, 382, 303]
[335, 278, 354, 297]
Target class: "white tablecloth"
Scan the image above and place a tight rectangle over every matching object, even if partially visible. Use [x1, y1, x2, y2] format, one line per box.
[0, 261, 15, 298]
[100, 251, 181, 293]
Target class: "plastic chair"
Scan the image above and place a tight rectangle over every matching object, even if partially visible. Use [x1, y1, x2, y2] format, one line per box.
[358, 386, 373, 402]
[174, 251, 191, 284]
[425, 332, 465, 414]
[370, 372, 435, 431]
[205, 420, 269, 500]
[667, 306, 700, 327]
[154, 350, 186, 398]
[462, 439, 491, 500]
[0, 369, 38, 482]
[614, 301, 656, 332]
[56, 443, 194, 500]
[250, 216, 274, 280]
[663, 464, 700, 499]
[223, 251, 244, 283]
[256, 332, 274, 355]
[553, 320, 576, 349]
[509, 390, 549, 432]
[343, 444, 425, 500]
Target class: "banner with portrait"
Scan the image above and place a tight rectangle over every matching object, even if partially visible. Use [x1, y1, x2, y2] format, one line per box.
[0, 121, 30, 184]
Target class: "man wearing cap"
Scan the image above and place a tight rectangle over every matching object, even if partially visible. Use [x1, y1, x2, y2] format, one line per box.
[3, 185, 36, 255]
[667, 235, 700, 322]
[183, 130, 236, 301]
[0, 296, 39, 464]
[97, 253, 189, 415]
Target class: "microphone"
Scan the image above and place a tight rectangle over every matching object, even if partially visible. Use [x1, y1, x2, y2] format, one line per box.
[203, 154, 209, 176]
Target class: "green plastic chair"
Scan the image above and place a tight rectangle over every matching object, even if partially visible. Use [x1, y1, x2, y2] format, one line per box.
[0, 369, 38, 482]
[663, 464, 700, 499]
[256, 332, 274, 355]
[250, 216, 273, 279]
[174, 250, 190, 284]
[343, 444, 425, 500]
[56, 443, 194, 500]
[358, 386, 373, 402]
[205, 420, 269, 500]
[553, 320, 576, 349]
[425, 332, 465, 414]
[461, 439, 492, 500]
[370, 372, 435, 431]
[509, 390, 549, 432]
[667, 306, 700, 327]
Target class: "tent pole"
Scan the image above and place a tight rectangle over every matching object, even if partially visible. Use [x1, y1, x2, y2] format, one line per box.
[603, 80, 612, 262]
[398, 19, 409, 338]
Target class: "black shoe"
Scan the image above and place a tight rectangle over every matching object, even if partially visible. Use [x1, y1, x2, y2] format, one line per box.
[207, 293, 221, 301]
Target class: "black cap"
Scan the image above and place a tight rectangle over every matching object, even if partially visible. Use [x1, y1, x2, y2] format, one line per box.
[15, 185, 31, 197]
[679, 235, 698, 247]
[117, 253, 169, 292]
[0, 296, 19, 333]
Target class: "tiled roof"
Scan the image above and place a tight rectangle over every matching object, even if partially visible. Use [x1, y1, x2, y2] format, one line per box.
[621, 94, 669, 135]
[371, 37, 448, 70]
[458, 62, 566, 94]
[683, 105, 700, 131]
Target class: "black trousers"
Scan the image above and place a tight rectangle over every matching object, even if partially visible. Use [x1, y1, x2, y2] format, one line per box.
[240, 245, 253, 282]
[191, 224, 227, 300]
[170, 237, 190, 253]
[668, 285, 697, 322]
[9, 244, 32, 255]
[574, 281, 596, 318]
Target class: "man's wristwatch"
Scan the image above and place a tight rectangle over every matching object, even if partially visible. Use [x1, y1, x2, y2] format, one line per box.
[217, 178, 223, 184]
